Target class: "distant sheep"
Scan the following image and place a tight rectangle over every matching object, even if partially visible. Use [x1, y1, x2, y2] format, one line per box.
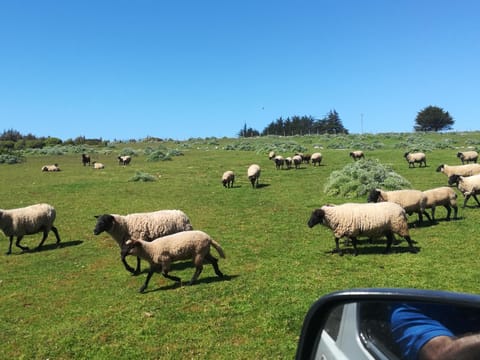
[302, 154, 311, 164]
[92, 162, 105, 169]
[41, 164, 60, 172]
[268, 151, 276, 160]
[285, 157, 293, 169]
[121, 230, 226, 293]
[292, 155, 303, 169]
[422, 186, 458, 221]
[310, 152, 322, 166]
[273, 155, 285, 170]
[93, 209, 193, 274]
[247, 164, 261, 188]
[349, 150, 365, 161]
[456, 151, 478, 164]
[436, 164, 480, 182]
[404, 152, 426, 168]
[221, 170, 235, 188]
[307, 202, 415, 256]
[367, 188, 431, 223]
[118, 155, 132, 166]
[82, 154, 91, 166]
[0, 203, 61, 255]
[448, 174, 480, 208]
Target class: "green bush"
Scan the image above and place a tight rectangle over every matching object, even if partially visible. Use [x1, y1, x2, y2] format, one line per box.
[129, 171, 157, 182]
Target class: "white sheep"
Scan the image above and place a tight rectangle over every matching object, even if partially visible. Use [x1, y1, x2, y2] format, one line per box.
[457, 151, 478, 164]
[121, 230, 226, 293]
[349, 150, 365, 161]
[307, 202, 415, 256]
[92, 161, 105, 169]
[404, 152, 426, 168]
[221, 170, 235, 188]
[292, 154, 303, 169]
[273, 155, 285, 170]
[285, 157, 293, 169]
[268, 151, 276, 160]
[367, 188, 431, 223]
[436, 164, 480, 184]
[422, 186, 458, 221]
[310, 152, 322, 166]
[0, 203, 61, 255]
[41, 164, 60, 172]
[247, 164, 261, 188]
[93, 209, 193, 274]
[118, 155, 132, 166]
[448, 174, 480, 208]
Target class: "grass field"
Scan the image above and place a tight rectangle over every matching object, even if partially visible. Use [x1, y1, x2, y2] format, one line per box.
[1, 132, 480, 359]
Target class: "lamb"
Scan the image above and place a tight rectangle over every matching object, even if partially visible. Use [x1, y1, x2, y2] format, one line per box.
[93, 209, 193, 274]
[367, 188, 431, 223]
[404, 152, 426, 168]
[247, 164, 261, 188]
[457, 151, 478, 164]
[92, 161, 105, 169]
[307, 202, 415, 256]
[436, 164, 480, 182]
[221, 170, 235, 188]
[81, 154, 91, 166]
[349, 150, 365, 161]
[0, 203, 61, 255]
[273, 155, 285, 170]
[448, 174, 480, 208]
[121, 230, 226, 293]
[422, 186, 458, 221]
[41, 164, 60, 172]
[118, 155, 132, 166]
[310, 152, 322, 166]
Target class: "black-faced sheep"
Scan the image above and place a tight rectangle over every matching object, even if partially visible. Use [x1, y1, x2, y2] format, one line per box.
[0, 203, 61, 254]
[367, 189, 431, 223]
[292, 155, 303, 169]
[310, 152, 322, 166]
[273, 155, 285, 170]
[118, 155, 132, 166]
[457, 151, 478, 164]
[247, 164, 261, 188]
[82, 154, 91, 166]
[41, 164, 60, 172]
[422, 186, 458, 221]
[404, 152, 426, 168]
[349, 150, 365, 161]
[307, 202, 416, 256]
[221, 171, 235, 188]
[93, 210, 193, 274]
[448, 174, 480, 208]
[121, 230, 225, 293]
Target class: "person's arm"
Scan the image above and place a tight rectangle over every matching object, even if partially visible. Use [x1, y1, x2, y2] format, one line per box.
[420, 334, 480, 360]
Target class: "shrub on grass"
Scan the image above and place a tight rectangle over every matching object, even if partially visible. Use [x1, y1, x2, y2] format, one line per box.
[324, 159, 411, 198]
[129, 171, 157, 182]
[0, 153, 25, 164]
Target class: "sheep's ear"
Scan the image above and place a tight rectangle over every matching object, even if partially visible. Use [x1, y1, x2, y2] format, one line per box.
[94, 215, 100, 219]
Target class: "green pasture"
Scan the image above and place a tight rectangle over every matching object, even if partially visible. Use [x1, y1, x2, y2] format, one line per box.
[1, 132, 480, 359]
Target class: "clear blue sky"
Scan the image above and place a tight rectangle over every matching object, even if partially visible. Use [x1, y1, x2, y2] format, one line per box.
[1, 1, 479, 141]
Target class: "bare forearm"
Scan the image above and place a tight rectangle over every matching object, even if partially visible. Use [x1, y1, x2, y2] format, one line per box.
[420, 334, 480, 360]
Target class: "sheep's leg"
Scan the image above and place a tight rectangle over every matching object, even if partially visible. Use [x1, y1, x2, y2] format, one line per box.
[452, 205, 458, 219]
[463, 195, 471, 208]
[472, 194, 480, 207]
[134, 257, 141, 275]
[35, 228, 50, 250]
[333, 238, 343, 256]
[162, 271, 181, 283]
[404, 235, 417, 253]
[188, 265, 203, 285]
[7, 236, 14, 255]
[120, 254, 137, 275]
[15, 236, 29, 252]
[430, 207, 436, 221]
[444, 205, 451, 220]
[139, 270, 155, 293]
[51, 226, 61, 244]
[351, 237, 359, 256]
[205, 253, 224, 278]
[385, 233, 394, 253]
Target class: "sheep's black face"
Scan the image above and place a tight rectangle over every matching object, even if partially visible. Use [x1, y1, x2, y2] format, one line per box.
[448, 175, 459, 186]
[435, 165, 444, 172]
[307, 209, 324, 228]
[367, 189, 380, 203]
[93, 214, 114, 235]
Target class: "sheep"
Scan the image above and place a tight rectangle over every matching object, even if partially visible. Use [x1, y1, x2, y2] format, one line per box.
[92, 161, 105, 169]
[118, 155, 132, 166]
[367, 188, 431, 223]
[273, 155, 285, 170]
[121, 230, 225, 293]
[41, 164, 60, 172]
[422, 186, 458, 221]
[457, 151, 478, 164]
[93, 209, 193, 274]
[268, 151, 276, 160]
[247, 164, 261, 188]
[302, 154, 311, 164]
[310, 152, 322, 166]
[448, 174, 480, 208]
[285, 157, 293, 169]
[307, 202, 415, 256]
[349, 150, 365, 161]
[81, 154, 91, 166]
[0, 203, 61, 255]
[404, 152, 426, 168]
[221, 170, 235, 188]
[292, 155, 303, 169]
[436, 164, 480, 182]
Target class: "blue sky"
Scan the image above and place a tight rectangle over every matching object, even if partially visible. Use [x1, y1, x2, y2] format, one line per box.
[1, 1, 479, 140]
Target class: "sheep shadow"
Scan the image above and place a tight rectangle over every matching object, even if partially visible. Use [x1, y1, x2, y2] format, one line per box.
[18, 240, 83, 255]
[325, 238, 420, 256]
[142, 274, 238, 293]
[254, 183, 270, 189]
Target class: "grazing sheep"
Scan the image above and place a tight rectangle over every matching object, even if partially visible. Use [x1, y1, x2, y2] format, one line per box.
[41, 164, 60, 172]
[121, 230, 226, 293]
[307, 202, 415, 256]
[273, 155, 285, 170]
[221, 170, 235, 188]
[349, 150, 365, 161]
[247, 164, 261, 188]
[285, 157, 293, 169]
[404, 152, 426, 168]
[457, 151, 478, 164]
[292, 155, 303, 169]
[0, 203, 61, 255]
[118, 155, 132, 166]
[302, 154, 311, 164]
[436, 164, 480, 182]
[310, 152, 322, 166]
[268, 151, 276, 160]
[93, 210, 193, 274]
[92, 161, 105, 169]
[82, 154, 91, 166]
[367, 189, 431, 223]
[448, 174, 480, 208]
[422, 187, 458, 221]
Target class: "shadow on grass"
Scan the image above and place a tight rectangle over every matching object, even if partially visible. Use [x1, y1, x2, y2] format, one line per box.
[17, 240, 84, 255]
[324, 238, 421, 256]
[141, 274, 238, 293]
